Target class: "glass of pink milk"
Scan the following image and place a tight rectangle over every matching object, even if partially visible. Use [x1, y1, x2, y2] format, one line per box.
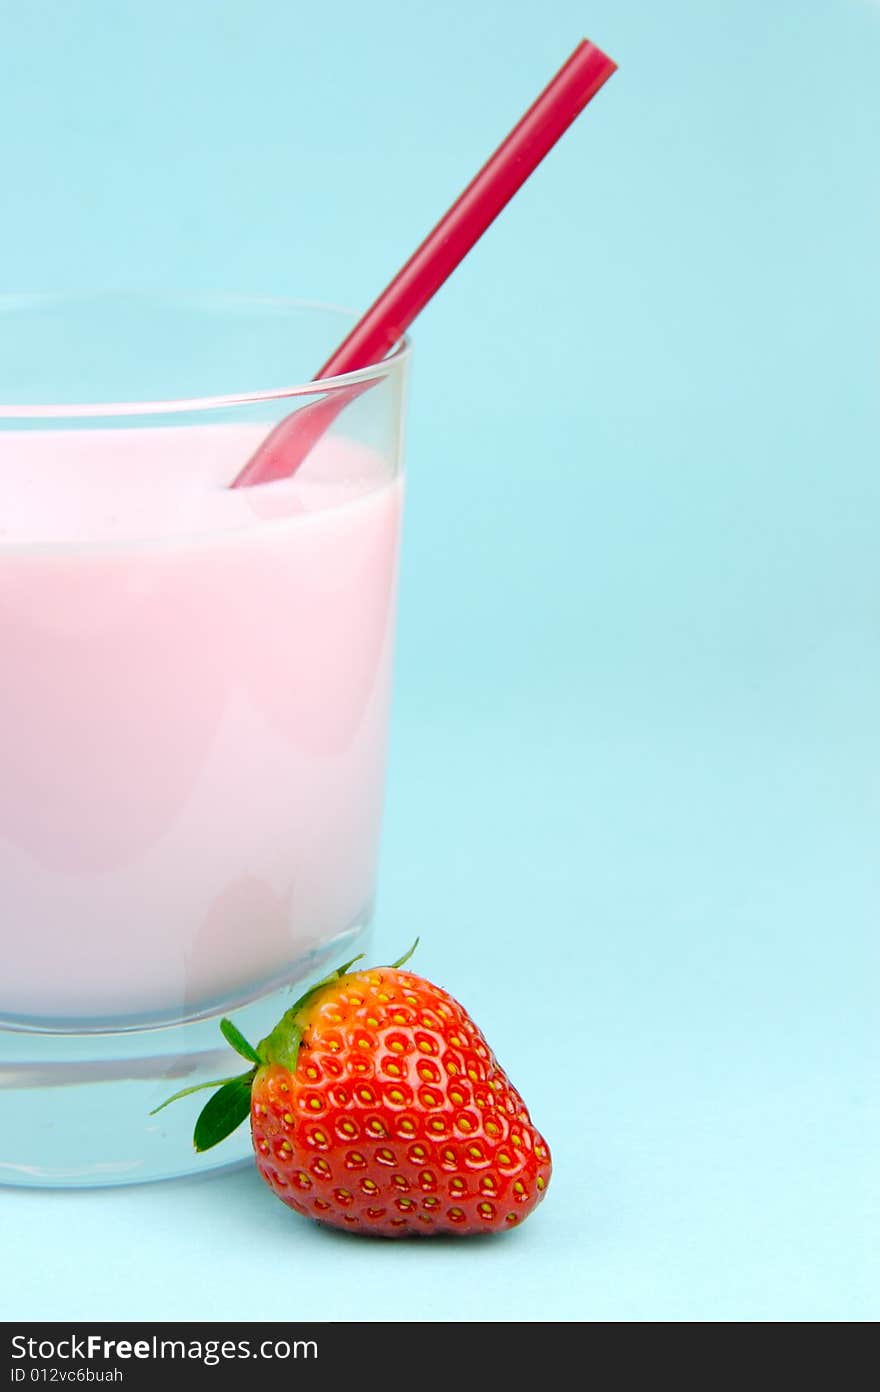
[0, 292, 409, 1185]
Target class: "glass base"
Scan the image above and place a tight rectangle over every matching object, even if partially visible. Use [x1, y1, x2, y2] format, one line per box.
[0, 922, 372, 1188]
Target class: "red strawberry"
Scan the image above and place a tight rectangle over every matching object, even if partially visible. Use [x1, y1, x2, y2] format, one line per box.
[155, 943, 551, 1236]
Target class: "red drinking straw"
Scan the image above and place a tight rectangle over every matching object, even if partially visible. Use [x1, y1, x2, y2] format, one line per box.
[232, 38, 616, 488]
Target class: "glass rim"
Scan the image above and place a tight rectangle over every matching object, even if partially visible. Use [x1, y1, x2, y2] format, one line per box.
[0, 291, 411, 419]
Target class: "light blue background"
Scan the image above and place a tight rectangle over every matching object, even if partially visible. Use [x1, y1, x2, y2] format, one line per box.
[1, 0, 877, 1322]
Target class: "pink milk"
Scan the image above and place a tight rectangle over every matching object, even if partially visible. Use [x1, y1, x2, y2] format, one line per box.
[0, 425, 403, 1023]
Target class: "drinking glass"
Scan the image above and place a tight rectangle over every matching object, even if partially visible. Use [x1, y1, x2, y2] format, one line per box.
[0, 292, 409, 1186]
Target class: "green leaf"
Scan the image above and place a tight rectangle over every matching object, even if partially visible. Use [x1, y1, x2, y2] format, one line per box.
[290, 953, 365, 1015]
[193, 1070, 256, 1153]
[149, 1073, 251, 1117]
[257, 953, 366, 1067]
[256, 940, 419, 1070]
[220, 1017, 261, 1064]
[258, 1020, 302, 1073]
[389, 937, 420, 970]
[331, 952, 367, 978]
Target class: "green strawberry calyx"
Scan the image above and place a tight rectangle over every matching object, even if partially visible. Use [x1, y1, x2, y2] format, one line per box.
[150, 939, 419, 1153]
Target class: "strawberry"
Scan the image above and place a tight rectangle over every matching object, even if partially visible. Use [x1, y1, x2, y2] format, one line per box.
[155, 943, 551, 1236]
